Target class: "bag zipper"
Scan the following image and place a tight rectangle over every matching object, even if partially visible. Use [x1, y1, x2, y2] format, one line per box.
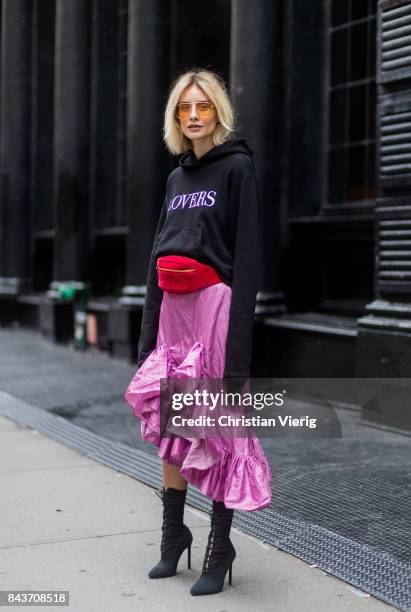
[157, 266, 195, 272]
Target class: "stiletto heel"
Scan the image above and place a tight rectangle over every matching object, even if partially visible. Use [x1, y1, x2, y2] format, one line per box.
[187, 543, 191, 569]
[228, 564, 232, 585]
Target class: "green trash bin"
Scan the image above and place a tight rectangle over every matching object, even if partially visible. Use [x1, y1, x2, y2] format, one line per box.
[56, 282, 90, 350]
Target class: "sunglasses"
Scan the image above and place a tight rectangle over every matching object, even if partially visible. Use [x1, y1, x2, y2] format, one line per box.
[175, 101, 215, 120]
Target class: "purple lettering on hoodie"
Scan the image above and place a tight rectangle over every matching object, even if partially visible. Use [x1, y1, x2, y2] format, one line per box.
[190, 192, 199, 207]
[168, 190, 217, 212]
[169, 195, 182, 211]
[182, 193, 192, 208]
[196, 191, 207, 206]
[204, 191, 216, 206]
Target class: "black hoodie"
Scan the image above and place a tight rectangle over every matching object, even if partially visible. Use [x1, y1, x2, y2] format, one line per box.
[137, 137, 261, 380]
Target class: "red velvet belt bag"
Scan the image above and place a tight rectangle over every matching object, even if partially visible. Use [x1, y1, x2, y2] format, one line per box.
[156, 255, 222, 293]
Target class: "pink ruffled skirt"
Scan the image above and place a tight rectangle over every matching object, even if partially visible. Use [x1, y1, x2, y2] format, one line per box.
[124, 282, 272, 511]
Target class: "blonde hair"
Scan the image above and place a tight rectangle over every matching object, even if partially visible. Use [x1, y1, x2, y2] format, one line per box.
[163, 68, 235, 155]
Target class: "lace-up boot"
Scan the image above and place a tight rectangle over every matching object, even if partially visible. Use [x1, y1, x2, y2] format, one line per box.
[190, 500, 236, 595]
[148, 487, 193, 579]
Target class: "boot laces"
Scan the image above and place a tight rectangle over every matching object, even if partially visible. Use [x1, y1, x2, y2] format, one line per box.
[154, 488, 186, 560]
[202, 507, 233, 574]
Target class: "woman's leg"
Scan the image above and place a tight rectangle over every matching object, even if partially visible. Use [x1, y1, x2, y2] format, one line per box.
[163, 460, 188, 491]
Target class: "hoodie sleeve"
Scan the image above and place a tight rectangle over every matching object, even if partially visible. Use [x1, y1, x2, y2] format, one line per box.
[224, 173, 261, 381]
[136, 199, 167, 369]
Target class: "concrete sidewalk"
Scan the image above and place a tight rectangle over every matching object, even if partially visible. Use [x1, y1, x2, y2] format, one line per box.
[0, 415, 392, 612]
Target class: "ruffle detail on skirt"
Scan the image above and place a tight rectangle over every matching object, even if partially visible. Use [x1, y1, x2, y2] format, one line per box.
[124, 341, 272, 511]
[124, 341, 204, 446]
[158, 436, 272, 512]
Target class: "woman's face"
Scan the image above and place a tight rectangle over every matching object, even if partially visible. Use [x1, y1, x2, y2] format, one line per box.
[176, 84, 218, 145]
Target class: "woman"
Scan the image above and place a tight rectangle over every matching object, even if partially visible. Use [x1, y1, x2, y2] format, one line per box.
[124, 68, 272, 596]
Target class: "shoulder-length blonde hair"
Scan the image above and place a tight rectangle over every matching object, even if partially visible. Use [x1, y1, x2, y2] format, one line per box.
[163, 68, 235, 155]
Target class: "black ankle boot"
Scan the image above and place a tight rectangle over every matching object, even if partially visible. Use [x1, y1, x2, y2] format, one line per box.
[148, 487, 193, 579]
[190, 500, 236, 596]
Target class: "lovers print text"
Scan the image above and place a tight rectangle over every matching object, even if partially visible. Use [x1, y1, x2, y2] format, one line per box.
[167, 190, 217, 211]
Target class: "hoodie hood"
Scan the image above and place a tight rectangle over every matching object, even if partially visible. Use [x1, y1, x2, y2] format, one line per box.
[179, 137, 253, 168]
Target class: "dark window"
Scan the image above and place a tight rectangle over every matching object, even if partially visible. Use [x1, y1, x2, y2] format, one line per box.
[328, 0, 377, 203]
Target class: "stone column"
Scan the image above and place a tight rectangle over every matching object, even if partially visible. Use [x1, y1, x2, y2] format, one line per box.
[37, 0, 91, 342]
[52, 0, 91, 283]
[230, 0, 286, 316]
[0, 0, 32, 323]
[113, 0, 172, 360]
